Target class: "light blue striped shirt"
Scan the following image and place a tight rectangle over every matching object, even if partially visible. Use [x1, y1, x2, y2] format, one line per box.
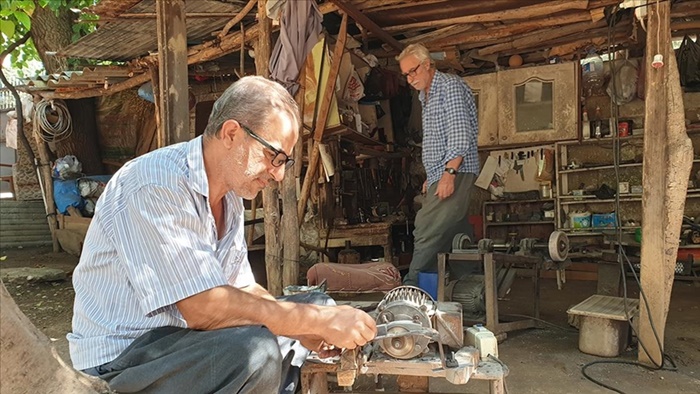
[68, 136, 255, 370]
[419, 70, 479, 187]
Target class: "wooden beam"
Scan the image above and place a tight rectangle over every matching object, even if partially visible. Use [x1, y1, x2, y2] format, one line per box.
[156, 0, 189, 146]
[329, 0, 403, 51]
[254, 0, 283, 296]
[147, 63, 163, 148]
[433, 10, 592, 48]
[400, 24, 476, 46]
[218, 0, 257, 39]
[31, 122, 60, 252]
[282, 69, 305, 289]
[297, 13, 348, 222]
[383, 0, 589, 33]
[671, 20, 700, 32]
[38, 72, 149, 100]
[639, 0, 691, 367]
[505, 27, 629, 58]
[477, 19, 606, 56]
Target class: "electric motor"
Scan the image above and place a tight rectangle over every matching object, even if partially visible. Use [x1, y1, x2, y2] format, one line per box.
[375, 286, 436, 359]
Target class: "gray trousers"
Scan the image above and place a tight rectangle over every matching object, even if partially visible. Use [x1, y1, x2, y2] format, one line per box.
[404, 173, 477, 286]
[83, 292, 333, 394]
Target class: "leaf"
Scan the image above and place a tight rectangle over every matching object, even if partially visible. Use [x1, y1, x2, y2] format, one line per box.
[0, 19, 15, 40]
[14, 11, 31, 30]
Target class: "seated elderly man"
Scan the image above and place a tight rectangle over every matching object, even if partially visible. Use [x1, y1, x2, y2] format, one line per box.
[69, 76, 377, 394]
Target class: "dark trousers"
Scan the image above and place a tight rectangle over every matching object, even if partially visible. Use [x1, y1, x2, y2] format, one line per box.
[404, 173, 477, 286]
[83, 292, 333, 394]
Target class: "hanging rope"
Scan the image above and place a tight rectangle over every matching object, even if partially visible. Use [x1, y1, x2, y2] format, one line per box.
[34, 99, 72, 143]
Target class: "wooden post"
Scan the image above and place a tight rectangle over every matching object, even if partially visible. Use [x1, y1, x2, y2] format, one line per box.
[31, 121, 60, 252]
[155, 0, 189, 146]
[282, 70, 305, 288]
[147, 63, 162, 148]
[255, 0, 283, 296]
[297, 13, 348, 222]
[639, 0, 692, 367]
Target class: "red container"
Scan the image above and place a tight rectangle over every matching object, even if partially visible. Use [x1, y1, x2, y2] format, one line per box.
[618, 120, 633, 137]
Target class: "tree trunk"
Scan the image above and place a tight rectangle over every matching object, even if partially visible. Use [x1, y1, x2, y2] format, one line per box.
[55, 98, 106, 175]
[0, 281, 111, 393]
[30, 1, 74, 74]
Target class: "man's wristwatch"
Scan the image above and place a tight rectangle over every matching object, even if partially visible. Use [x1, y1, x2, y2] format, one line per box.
[444, 167, 457, 175]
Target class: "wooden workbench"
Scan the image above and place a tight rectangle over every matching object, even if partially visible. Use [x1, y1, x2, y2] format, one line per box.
[320, 221, 394, 263]
[301, 350, 508, 394]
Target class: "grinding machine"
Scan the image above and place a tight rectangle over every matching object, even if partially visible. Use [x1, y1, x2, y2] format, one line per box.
[334, 286, 486, 388]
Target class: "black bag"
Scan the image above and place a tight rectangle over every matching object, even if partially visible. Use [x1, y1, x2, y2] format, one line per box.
[676, 35, 700, 92]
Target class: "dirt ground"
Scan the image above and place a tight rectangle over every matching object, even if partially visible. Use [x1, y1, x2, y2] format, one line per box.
[1, 246, 699, 393]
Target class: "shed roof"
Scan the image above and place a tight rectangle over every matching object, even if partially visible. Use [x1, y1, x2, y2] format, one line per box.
[61, 0, 253, 62]
[32, 0, 700, 97]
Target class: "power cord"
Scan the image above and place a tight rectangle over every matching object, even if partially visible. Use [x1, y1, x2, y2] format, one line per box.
[579, 3, 678, 392]
[500, 313, 577, 332]
[487, 354, 510, 394]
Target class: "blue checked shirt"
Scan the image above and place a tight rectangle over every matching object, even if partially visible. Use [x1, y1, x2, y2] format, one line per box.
[68, 136, 255, 370]
[419, 70, 479, 187]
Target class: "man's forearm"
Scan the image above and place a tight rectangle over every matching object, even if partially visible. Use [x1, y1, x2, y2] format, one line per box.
[176, 285, 321, 336]
[240, 283, 276, 301]
[445, 156, 463, 170]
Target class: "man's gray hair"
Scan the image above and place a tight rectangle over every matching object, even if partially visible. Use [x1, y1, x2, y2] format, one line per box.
[203, 76, 299, 138]
[396, 43, 433, 66]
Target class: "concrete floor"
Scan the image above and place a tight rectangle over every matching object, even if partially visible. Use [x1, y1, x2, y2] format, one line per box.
[429, 277, 700, 393]
[3, 247, 699, 393]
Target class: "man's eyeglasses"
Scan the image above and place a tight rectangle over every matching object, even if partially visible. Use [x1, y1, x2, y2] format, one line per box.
[402, 61, 424, 78]
[238, 122, 295, 168]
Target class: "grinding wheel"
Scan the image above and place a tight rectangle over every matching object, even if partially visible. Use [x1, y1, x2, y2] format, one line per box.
[452, 233, 472, 251]
[548, 230, 569, 262]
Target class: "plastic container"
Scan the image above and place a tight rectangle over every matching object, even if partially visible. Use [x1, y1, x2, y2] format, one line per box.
[570, 212, 592, 230]
[582, 51, 605, 97]
[466, 325, 498, 358]
[417, 272, 438, 300]
[592, 212, 616, 228]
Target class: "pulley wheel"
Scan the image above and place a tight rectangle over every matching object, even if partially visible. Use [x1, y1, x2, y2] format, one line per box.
[379, 326, 421, 359]
[452, 233, 472, 251]
[548, 231, 569, 262]
[478, 238, 494, 253]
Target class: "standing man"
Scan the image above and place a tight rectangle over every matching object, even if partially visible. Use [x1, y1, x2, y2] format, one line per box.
[68, 76, 376, 393]
[398, 44, 480, 286]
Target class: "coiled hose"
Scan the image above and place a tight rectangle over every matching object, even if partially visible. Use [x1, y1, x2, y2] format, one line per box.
[34, 99, 72, 143]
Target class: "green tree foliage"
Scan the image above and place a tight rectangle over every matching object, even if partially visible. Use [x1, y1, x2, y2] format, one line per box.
[0, 0, 98, 75]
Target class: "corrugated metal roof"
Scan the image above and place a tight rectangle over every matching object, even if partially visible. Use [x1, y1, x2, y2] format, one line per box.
[25, 66, 145, 89]
[87, 0, 143, 18]
[61, 0, 250, 62]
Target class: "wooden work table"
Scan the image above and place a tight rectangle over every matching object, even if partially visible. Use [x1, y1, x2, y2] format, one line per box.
[320, 221, 395, 263]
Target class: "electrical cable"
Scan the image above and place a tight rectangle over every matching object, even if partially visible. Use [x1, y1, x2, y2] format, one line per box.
[33, 99, 72, 143]
[500, 314, 577, 332]
[579, 3, 678, 392]
[486, 355, 510, 394]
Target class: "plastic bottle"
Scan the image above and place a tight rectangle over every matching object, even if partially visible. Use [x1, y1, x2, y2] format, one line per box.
[582, 50, 604, 97]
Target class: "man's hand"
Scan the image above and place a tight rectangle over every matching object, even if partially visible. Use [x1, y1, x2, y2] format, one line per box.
[296, 335, 342, 359]
[435, 173, 456, 200]
[317, 305, 377, 350]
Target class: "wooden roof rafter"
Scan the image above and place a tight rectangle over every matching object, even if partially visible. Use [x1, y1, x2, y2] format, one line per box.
[382, 0, 591, 33]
